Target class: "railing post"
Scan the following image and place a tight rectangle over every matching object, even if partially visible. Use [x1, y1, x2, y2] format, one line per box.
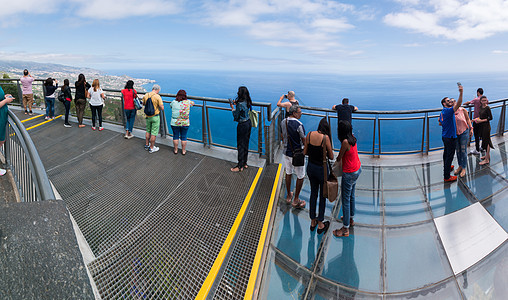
[16, 80, 22, 106]
[206, 105, 212, 148]
[257, 108, 262, 156]
[425, 112, 430, 155]
[468, 106, 473, 143]
[4, 122, 10, 170]
[497, 100, 506, 136]
[120, 95, 126, 130]
[376, 116, 381, 155]
[202, 100, 208, 147]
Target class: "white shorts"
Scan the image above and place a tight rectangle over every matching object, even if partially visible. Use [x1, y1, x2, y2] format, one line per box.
[283, 154, 305, 179]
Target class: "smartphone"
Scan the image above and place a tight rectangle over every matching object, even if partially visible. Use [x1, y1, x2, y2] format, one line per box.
[228, 98, 234, 105]
[6, 95, 13, 98]
[283, 95, 287, 99]
[457, 82, 462, 87]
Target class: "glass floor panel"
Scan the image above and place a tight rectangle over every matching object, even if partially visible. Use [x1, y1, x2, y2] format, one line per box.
[385, 222, 453, 292]
[383, 189, 431, 225]
[427, 182, 472, 217]
[262, 151, 508, 298]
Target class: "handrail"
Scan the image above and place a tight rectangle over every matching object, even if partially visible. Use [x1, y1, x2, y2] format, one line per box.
[2, 110, 55, 201]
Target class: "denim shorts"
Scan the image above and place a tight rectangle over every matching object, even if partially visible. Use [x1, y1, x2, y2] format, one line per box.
[171, 126, 189, 141]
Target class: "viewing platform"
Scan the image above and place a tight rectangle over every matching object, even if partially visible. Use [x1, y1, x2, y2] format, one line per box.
[0, 80, 507, 299]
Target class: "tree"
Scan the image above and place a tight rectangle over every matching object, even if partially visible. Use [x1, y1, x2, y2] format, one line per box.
[0, 73, 20, 101]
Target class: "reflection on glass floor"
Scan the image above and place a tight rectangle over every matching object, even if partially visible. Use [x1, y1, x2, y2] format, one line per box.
[261, 143, 508, 299]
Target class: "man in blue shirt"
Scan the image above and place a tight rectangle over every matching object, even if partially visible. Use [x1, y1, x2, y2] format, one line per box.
[439, 84, 463, 182]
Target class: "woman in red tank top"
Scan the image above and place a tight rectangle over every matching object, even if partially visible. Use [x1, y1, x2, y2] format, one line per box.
[333, 121, 361, 238]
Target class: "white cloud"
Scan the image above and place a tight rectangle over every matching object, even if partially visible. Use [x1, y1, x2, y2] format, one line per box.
[493, 50, 508, 54]
[200, 0, 362, 55]
[384, 0, 508, 41]
[0, 0, 59, 17]
[71, 0, 183, 19]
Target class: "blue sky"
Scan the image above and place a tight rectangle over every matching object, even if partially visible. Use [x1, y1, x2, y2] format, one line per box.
[1, 0, 508, 74]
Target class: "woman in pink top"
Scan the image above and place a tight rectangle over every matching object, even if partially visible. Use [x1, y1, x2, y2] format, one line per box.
[333, 120, 361, 238]
[451, 98, 473, 177]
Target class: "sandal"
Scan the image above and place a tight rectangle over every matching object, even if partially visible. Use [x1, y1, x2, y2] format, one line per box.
[286, 191, 293, 205]
[310, 219, 317, 231]
[333, 227, 349, 237]
[292, 199, 306, 209]
[479, 160, 489, 165]
[317, 221, 330, 234]
[460, 169, 466, 178]
[230, 166, 243, 172]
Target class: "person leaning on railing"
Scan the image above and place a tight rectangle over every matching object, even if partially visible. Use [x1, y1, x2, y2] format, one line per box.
[75, 73, 91, 128]
[170, 89, 194, 155]
[0, 85, 15, 176]
[44, 77, 58, 120]
[142, 84, 164, 153]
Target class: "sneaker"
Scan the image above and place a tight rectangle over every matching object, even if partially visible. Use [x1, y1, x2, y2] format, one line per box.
[92, 127, 96, 131]
[45, 116, 49, 120]
[98, 127, 104, 131]
[444, 176, 457, 182]
[0, 169, 6, 176]
[64, 123, 72, 128]
[144, 145, 150, 151]
[469, 149, 480, 155]
[127, 134, 134, 139]
[124, 134, 128, 139]
[149, 146, 159, 153]
[29, 110, 33, 115]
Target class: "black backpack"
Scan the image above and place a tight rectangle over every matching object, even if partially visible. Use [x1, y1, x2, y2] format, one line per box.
[144, 97, 155, 116]
[56, 90, 65, 103]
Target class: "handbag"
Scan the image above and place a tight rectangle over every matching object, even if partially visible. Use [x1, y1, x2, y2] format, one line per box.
[286, 119, 304, 166]
[320, 135, 339, 202]
[249, 109, 258, 127]
[84, 82, 90, 99]
[132, 90, 142, 110]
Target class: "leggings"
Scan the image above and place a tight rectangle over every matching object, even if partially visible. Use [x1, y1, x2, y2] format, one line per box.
[90, 104, 103, 127]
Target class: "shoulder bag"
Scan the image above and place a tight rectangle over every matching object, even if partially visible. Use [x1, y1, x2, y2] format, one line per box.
[286, 118, 304, 166]
[321, 135, 338, 202]
[132, 90, 142, 110]
[249, 108, 259, 127]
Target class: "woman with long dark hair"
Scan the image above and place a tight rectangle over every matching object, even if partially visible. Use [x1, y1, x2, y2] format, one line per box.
[229, 86, 252, 172]
[75, 74, 90, 128]
[43, 77, 58, 120]
[333, 120, 361, 238]
[61, 79, 73, 127]
[304, 118, 334, 234]
[121, 80, 137, 139]
[474, 96, 494, 165]
[170, 89, 194, 155]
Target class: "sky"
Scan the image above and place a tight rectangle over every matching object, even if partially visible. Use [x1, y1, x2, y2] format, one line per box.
[1, 0, 508, 74]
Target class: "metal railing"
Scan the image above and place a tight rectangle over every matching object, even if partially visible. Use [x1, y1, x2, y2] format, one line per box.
[1, 110, 55, 202]
[294, 99, 508, 155]
[3, 78, 507, 158]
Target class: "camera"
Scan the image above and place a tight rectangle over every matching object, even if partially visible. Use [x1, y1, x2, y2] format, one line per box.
[284, 94, 287, 99]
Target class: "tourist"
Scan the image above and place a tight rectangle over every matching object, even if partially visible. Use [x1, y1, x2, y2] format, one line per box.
[281, 105, 306, 208]
[0, 86, 14, 176]
[142, 84, 164, 153]
[277, 91, 299, 118]
[170, 89, 194, 155]
[332, 98, 358, 137]
[229, 86, 252, 172]
[20, 69, 34, 115]
[333, 120, 361, 237]
[43, 77, 58, 120]
[439, 84, 463, 182]
[87, 79, 106, 131]
[121, 80, 137, 139]
[75, 74, 91, 128]
[450, 98, 473, 177]
[474, 96, 494, 165]
[61, 79, 72, 128]
[304, 117, 333, 234]
[463, 88, 484, 155]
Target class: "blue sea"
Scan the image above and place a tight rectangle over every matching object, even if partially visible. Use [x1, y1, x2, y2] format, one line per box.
[109, 70, 508, 153]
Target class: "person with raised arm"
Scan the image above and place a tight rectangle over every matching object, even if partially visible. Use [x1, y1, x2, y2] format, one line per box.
[75, 74, 90, 128]
[277, 91, 299, 118]
[61, 79, 73, 128]
[229, 86, 252, 172]
[439, 84, 463, 182]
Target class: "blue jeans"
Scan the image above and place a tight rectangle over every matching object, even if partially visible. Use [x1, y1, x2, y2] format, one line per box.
[306, 161, 328, 222]
[171, 125, 189, 141]
[45, 97, 54, 118]
[125, 109, 136, 132]
[341, 167, 361, 228]
[456, 129, 469, 169]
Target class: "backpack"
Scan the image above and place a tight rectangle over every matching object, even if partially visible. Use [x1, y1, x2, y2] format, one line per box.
[56, 90, 65, 103]
[144, 97, 155, 116]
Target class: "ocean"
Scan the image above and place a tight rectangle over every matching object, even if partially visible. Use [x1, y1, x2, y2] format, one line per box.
[109, 70, 508, 153]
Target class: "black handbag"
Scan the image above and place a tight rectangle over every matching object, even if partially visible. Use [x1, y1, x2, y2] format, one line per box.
[286, 119, 305, 166]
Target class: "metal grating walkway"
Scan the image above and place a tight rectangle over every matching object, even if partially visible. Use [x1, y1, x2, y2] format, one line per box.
[23, 111, 275, 299]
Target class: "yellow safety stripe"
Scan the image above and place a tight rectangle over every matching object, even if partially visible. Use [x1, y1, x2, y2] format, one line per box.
[26, 115, 62, 131]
